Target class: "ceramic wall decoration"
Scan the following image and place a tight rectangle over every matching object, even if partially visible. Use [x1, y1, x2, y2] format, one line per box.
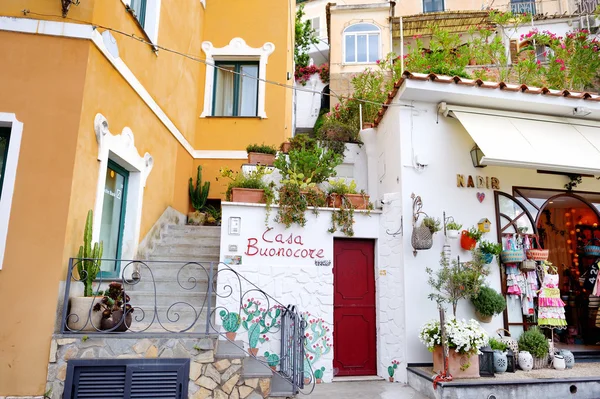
[559, 349, 575, 369]
[553, 355, 566, 370]
[518, 351, 533, 371]
[493, 350, 508, 374]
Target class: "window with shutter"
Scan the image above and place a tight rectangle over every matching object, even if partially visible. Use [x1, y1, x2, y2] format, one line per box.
[64, 359, 190, 399]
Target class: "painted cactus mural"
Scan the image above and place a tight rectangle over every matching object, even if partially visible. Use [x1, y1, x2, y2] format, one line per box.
[388, 360, 399, 382]
[264, 351, 280, 370]
[302, 313, 332, 384]
[220, 310, 241, 341]
[241, 298, 282, 356]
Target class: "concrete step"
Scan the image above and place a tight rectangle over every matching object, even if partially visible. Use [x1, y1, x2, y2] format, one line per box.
[152, 243, 221, 257]
[165, 225, 221, 238]
[215, 340, 247, 359]
[242, 356, 273, 378]
[160, 235, 221, 246]
[137, 261, 217, 280]
[270, 372, 295, 397]
[128, 291, 215, 307]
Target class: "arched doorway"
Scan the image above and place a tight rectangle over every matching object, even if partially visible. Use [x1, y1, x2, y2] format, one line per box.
[536, 194, 600, 346]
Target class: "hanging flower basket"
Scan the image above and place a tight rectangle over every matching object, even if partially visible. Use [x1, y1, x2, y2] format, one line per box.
[412, 225, 433, 250]
[460, 230, 477, 250]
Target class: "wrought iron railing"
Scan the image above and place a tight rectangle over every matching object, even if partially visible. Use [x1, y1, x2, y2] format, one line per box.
[572, 0, 600, 14]
[510, 1, 537, 14]
[60, 258, 310, 393]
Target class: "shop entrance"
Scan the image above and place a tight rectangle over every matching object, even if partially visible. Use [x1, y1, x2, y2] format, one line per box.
[496, 188, 600, 347]
[333, 239, 376, 376]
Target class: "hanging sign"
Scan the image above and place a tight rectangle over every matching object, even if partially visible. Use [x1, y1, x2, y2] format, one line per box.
[457, 174, 500, 190]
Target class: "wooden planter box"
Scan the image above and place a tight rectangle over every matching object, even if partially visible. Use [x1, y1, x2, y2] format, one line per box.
[247, 152, 275, 166]
[230, 188, 265, 204]
[433, 347, 480, 379]
[327, 193, 369, 210]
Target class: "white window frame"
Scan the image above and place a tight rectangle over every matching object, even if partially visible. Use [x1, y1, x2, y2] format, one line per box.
[309, 17, 321, 38]
[121, 0, 162, 44]
[200, 38, 275, 119]
[343, 23, 381, 65]
[93, 113, 154, 268]
[0, 113, 23, 270]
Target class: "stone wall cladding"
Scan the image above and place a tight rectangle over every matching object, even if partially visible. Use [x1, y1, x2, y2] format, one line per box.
[44, 335, 278, 399]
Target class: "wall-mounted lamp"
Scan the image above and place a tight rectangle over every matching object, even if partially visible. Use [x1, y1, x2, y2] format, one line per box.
[470, 145, 486, 168]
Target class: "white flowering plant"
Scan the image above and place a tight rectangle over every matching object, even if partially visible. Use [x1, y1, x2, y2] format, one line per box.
[419, 318, 489, 356]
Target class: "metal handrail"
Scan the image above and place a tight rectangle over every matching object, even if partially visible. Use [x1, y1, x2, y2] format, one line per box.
[60, 258, 312, 394]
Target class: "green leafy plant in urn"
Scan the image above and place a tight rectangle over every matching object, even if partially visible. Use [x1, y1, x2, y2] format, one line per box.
[220, 310, 241, 340]
[68, 210, 104, 332]
[188, 165, 210, 225]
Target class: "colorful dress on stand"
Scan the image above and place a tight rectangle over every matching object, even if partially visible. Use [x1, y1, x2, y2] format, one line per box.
[538, 273, 567, 329]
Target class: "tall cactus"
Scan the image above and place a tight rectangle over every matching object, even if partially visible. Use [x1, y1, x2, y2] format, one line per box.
[76, 210, 103, 297]
[189, 165, 210, 212]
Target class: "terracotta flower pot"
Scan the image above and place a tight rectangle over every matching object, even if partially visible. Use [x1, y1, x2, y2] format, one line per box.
[280, 142, 291, 154]
[304, 377, 310, 384]
[249, 348, 259, 356]
[100, 309, 133, 332]
[225, 332, 237, 341]
[230, 188, 265, 204]
[67, 296, 103, 332]
[270, 366, 277, 371]
[388, 377, 394, 382]
[316, 379, 322, 384]
[460, 230, 477, 250]
[432, 346, 480, 379]
[248, 152, 275, 166]
[327, 193, 369, 210]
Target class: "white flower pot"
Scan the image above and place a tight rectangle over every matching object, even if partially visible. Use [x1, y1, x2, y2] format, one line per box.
[447, 230, 460, 239]
[66, 296, 103, 332]
[553, 355, 566, 370]
[518, 351, 533, 371]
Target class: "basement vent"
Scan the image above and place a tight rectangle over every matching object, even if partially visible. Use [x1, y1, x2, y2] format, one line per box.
[63, 358, 190, 399]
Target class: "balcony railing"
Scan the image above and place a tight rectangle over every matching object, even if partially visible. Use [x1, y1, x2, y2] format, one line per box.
[60, 258, 308, 392]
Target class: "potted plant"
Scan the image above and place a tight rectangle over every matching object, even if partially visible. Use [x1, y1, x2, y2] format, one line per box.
[93, 282, 133, 332]
[518, 327, 549, 369]
[67, 210, 104, 332]
[264, 352, 280, 371]
[419, 318, 488, 378]
[219, 166, 274, 205]
[188, 165, 210, 225]
[423, 217, 442, 235]
[276, 175, 326, 229]
[388, 360, 399, 382]
[426, 249, 489, 316]
[461, 227, 483, 250]
[471, 286, 506, 323]
[204, 205, 221, 226]
[446, 221, 462, 239]
[479, 241, 502, 264]
[246, 143, 277, 166]
[220, 310, 241, 340]
[327, 179, 370, 210]
[488, 338, 508, 374]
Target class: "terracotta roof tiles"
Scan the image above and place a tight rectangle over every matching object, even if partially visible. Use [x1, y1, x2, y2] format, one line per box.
[370, 71, 600, 127]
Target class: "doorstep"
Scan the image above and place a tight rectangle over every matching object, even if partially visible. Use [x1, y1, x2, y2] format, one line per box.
[333, 375, 385, 382]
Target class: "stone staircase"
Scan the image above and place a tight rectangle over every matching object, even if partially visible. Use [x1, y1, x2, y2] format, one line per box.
[127, 225, 221, 333]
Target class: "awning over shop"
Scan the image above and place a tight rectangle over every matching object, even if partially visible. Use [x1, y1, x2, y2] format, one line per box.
[443, 104, 600, 174]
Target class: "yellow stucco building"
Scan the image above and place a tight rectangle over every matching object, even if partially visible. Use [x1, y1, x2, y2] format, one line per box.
[0, 0, 293, 395]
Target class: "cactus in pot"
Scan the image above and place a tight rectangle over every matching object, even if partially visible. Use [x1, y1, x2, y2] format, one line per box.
[188, 165, 210, 225]
[77, 210, 103, 297]
[220, 310, 241, 340]
[264, 352, 280, 370]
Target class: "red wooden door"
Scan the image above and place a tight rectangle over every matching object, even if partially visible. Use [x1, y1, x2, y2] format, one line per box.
[333, 239, 376, 376]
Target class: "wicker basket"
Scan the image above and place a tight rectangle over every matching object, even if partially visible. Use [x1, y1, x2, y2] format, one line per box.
[412, 224, 433, 250]
[533, 355, 549, 369]
[583, 239, 600, 257]
[496, 329, 519, 356]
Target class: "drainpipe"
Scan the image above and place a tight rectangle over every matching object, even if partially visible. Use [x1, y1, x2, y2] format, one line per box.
[400, 16, 404, 74]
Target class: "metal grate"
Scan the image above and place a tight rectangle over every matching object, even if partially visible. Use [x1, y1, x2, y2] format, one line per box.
[64, 359, 188, 399]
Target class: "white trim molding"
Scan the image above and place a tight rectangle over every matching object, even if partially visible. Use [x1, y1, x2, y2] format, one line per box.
[200, 38, 275, 119]
[93, 113, 154, 262]
[120, 0, 162, 44]
[0, 113, 23, 270]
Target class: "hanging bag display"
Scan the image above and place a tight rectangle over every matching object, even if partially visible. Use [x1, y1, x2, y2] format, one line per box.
[501, 235, 524, 264]
[583, 238, 600, 257]
[526, 235, 549, 261]
[521, 236, 537, 271]
[411, 224, 433, 250]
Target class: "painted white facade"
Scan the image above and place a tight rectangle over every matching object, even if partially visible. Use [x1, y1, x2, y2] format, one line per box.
[295, 73, 327, 129]
[366, 76, 600, 381]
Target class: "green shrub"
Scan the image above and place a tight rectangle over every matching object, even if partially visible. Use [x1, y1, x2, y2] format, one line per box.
[446, 221, 462, 230]
[518, 327, 549, 358]
[274, 145, 342, 185]
[471, 286, 506, 317]
[466, 226, 484, 241]
[423, 217, 442, 234]
[328, 179, 358, 195]
[289, 134, 317, 152]
[246, 143, 277, 155]
[479, 240, 502, 256]
[488, 337, 508, 352]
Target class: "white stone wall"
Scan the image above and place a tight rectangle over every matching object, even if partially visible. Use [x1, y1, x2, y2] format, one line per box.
[295, 74, 327, 129]
[217, 203, 381, 383]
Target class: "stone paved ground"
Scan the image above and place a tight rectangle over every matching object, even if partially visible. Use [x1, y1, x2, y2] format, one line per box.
[306, 381, 428, 399]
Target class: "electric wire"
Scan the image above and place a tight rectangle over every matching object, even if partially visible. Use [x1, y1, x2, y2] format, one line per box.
[20, 9, 396, 109]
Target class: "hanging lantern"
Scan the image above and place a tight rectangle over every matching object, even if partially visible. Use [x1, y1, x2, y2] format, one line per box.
[506, 349, 517, 373]
[470, 145, 487, 168]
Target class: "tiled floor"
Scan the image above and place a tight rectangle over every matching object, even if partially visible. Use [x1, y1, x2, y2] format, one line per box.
[306, 380, 428, 399]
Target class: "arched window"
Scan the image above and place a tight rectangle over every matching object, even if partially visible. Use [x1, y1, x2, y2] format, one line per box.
[343, 23, 380, 64]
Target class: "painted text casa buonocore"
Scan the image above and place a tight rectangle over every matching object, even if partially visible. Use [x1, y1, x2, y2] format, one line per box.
[245, 227, 325, 259]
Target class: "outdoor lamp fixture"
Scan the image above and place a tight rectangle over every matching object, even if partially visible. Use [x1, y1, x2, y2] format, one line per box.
[478, 346, 495, 377]
[470, 145, 487, 168]
[506, 349, 517, 373]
